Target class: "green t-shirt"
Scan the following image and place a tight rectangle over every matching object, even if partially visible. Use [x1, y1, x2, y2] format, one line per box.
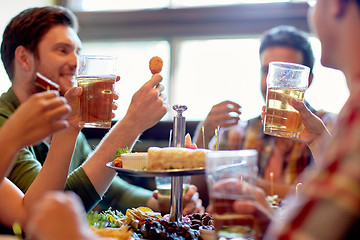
[0, 88, 152, 214]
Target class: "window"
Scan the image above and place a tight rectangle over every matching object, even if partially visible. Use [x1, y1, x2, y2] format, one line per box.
[65, 0, 309, 11]
[0, 1, 348, 123]
[71, 1, 347, 121]
[173, 38, 262, 120]
[80, 41, 171, 119]
[81, 37, 347, 121]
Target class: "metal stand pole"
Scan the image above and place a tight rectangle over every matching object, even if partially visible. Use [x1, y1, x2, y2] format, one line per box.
[169, 105, 187, 222]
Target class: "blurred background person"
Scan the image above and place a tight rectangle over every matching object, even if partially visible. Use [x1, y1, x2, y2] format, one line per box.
[193, 25, 337, 204]
[233, 0, 360, 238]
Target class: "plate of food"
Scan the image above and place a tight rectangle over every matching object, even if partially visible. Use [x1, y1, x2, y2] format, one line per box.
[108, 144, 210, 177]
[87, 207, 214, 240]
[106, 162, 204, 177]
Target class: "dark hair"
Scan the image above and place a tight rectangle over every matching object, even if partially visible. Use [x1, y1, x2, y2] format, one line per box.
[259, 25, 314, 73]
[1, 6, 79, 81]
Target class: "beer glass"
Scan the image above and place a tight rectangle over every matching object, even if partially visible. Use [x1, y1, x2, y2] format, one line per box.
[263, 61, 310, 139]
[206, 150, 258, 240]
[155, 176, 191, 215]
[76, 55, 117, 128]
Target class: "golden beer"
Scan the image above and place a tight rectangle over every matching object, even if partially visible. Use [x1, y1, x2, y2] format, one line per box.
[76, 55, 117, 129]
[264, 87, 305, 138]
[157, 183, 189, 215]
[211, 193, 255, 239]
[78, 76, 115, 128]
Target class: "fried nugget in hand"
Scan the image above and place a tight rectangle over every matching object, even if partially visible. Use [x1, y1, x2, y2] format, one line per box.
[149, 56, 163, 74]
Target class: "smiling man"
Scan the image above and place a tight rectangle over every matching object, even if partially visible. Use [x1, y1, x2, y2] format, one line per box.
[33, 25, 81, 95]
[0, 5, 183, 220]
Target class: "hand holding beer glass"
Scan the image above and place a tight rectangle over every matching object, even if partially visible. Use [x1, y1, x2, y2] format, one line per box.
[76, 55, 117, 128]
[263, 61, 310, 139]
[206, 150, 258, 240]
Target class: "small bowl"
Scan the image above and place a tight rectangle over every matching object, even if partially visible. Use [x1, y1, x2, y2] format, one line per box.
[121, 153, 148, 170]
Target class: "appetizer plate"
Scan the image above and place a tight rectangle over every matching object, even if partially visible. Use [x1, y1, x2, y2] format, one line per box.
[106, 162, 204, 177]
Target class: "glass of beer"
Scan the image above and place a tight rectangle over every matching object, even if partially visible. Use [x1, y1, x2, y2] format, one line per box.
[263, 61, 310, 139]
[76, 55, 117, 128]
[155, 176, 190, 215]
[206, 150, 258, 240]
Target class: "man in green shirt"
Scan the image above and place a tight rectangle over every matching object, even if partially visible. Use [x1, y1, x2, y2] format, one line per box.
[0, 5, 201, 214]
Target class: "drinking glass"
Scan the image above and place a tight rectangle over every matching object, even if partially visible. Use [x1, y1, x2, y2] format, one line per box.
[263, 61, 310, 139]
[76, 55, 117, 128]
[155, 176, 191, 216]
[206, 150, 258, 240]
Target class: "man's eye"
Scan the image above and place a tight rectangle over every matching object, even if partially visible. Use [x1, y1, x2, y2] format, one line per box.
[58, 48, 67, 54]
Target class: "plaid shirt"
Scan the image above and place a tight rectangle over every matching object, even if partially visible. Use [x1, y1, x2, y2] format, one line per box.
[266, 89, 360, 239]
[210, 106, 336, 185]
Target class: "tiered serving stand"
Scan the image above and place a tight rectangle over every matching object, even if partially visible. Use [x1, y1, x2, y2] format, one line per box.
[107, 105, 203, 222]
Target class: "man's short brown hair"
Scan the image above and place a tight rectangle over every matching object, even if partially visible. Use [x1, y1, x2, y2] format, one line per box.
[1, 6, 79, 81]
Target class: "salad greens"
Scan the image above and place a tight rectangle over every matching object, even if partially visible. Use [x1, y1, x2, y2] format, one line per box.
[114, 147, 131, 159]
[87, 208, 124, 228]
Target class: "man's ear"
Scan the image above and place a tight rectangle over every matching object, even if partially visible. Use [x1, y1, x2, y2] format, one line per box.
[334, 0, 349, 19]
[14, 45, 34, 72]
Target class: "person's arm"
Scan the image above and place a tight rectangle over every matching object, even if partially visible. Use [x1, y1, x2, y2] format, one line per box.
[23, 127, 79, 209]
[98, 178, 153, 213]
[20, 88, 81, 210]
[82, 74, 167, 197]
[0, 91, 72, 227]
[193, 100, 241, 149]
[0, 140, 24, 182]
[0, 91, 70, 180]
[4, 89, 99, 213]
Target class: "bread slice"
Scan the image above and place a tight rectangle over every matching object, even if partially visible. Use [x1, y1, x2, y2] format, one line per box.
[147, 147, 210, 170]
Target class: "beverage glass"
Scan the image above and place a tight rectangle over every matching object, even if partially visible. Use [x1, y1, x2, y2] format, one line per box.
[206, 150, 258, 240]
[155, 176, 190, 215]
[76, 55, 117, 128]
[264, 61, 310, 139]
